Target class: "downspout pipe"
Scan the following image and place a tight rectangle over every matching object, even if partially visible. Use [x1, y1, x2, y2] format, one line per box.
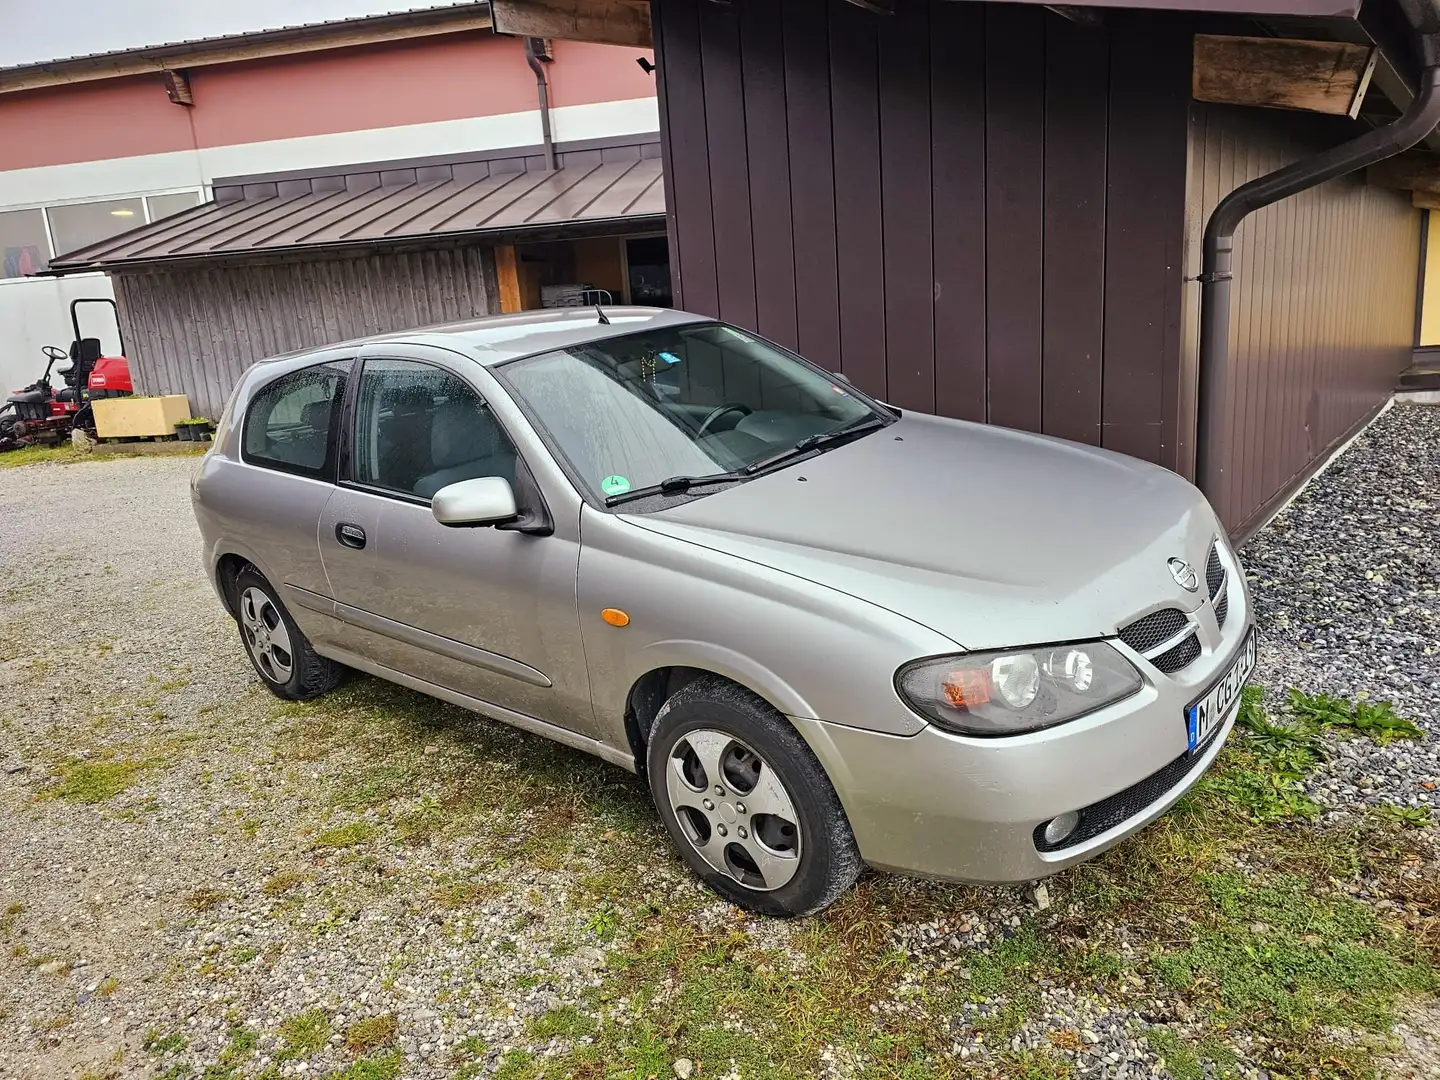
[1195, 4, 1440, 505]
[524, 37, 556, 172]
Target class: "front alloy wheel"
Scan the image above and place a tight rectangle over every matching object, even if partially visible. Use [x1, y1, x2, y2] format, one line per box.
[647, 676, 862, 917]
[665, 730, 802, 892]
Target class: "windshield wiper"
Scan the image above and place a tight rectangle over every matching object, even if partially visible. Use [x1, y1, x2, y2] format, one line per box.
[605, 471, 745, 507]
[742, 415, 889, 475]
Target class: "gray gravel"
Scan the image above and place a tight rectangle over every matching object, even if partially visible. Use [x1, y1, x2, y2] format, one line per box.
[1243, 403, 1440, 812]
[1, 419, 1436, 1080]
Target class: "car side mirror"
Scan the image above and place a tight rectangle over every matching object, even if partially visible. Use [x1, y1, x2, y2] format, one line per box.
[431, 477, 518, 527]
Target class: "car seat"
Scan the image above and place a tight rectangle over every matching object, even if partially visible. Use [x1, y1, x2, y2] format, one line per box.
[413, 399, 516, 499]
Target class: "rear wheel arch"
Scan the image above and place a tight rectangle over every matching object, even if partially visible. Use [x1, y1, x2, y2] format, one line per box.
[215, 553, 256, 617]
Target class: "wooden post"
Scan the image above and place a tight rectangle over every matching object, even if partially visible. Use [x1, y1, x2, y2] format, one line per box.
[495, 245, 523, 314]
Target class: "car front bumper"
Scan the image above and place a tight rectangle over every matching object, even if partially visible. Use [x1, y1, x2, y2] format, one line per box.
[793, 575, 1254, 884]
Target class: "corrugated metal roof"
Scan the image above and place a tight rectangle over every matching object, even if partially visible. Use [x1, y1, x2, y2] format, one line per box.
[49, 139, 666, 272]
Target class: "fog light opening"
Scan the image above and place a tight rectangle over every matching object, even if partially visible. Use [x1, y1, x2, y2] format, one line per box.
[1042, 810, 1081, 846]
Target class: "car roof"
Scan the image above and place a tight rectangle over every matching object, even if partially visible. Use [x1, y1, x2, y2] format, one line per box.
[258, 307, 712, 370]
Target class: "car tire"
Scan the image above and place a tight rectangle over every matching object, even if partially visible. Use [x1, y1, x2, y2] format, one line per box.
[647, 675, 863, 917]
[232, 569, 344, 701]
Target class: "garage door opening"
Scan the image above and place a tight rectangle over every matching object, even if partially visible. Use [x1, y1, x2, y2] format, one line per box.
[496, 234, 672, 313]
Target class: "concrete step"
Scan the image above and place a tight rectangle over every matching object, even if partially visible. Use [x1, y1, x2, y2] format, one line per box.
[1398, 356, 1440, 391]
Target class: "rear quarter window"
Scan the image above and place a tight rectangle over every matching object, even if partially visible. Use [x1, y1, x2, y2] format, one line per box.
[241, 362, 349, 479]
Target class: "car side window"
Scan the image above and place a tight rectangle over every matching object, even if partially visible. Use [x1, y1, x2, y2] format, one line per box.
[352, 358, 518, 500]
[242, 362, 349, 479]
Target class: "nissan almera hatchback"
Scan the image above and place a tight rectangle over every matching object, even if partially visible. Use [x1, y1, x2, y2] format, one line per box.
[192, 307, 1255, 917]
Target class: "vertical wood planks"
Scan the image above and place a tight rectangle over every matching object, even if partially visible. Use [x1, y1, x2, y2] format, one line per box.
[654, 0, 719, 315]
[699, 3, 759, 330]
[782, 0, 841, 368]
[1041, 16, 1108, 446]
[877, 0, 934, 412]
[828, 0, 886, 398]
[984, 3, 1045, 432]
[1101, 13, 1190, 465]
[930, 0, 987, 423]
[740, 0, 800, 351]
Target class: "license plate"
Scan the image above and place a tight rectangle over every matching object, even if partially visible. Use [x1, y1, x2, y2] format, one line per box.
[1186, 628, 1257, 753]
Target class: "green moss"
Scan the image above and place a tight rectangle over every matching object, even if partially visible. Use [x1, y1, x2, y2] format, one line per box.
[527, 1005, 596, 1042]
[327, 1050, 402, 1080]
[344, 1014, 397, 1053]
[41, 758, 149, 804]
[313, 822, 376, 850]
[277, 1008, 330, 1060]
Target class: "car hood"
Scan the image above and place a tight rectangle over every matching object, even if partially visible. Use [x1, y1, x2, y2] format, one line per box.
[622, 413, 1222, 650]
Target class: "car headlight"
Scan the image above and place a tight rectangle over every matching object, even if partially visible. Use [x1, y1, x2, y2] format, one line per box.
[895, 642, 1143, 736]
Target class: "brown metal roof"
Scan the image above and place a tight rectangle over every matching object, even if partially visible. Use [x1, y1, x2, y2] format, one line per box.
[50, 138, 665, 272]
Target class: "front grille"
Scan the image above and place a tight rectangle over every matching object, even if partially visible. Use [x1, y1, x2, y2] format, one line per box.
[1214, 590, 1229, 630]
[1206, 543, 1225, 599]
[1118, 608, 1188, 653]
[1034, 741, 1211, 852]
[1152, 633, 1201, 673]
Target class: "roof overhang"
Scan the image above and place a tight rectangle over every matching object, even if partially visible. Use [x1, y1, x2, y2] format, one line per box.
[0, 3, 495, 95]
[46, 137, 666, 274]
[489, 0, 1365, 50]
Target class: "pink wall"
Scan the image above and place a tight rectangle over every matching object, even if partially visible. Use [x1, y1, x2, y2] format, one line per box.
[0, 34, 656, 172]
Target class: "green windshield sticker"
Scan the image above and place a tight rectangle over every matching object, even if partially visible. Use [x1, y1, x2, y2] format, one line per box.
[601, 475, 632, 496]
[659, 351, 683, 365]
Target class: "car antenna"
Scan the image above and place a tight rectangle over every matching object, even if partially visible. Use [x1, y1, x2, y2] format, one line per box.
[595, 304, 611, 326]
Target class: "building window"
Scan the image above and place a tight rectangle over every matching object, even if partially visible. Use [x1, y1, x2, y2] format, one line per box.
[0, 208, 50, 277]
[47, 198, 147, 259]
[147, 191, 202, 221]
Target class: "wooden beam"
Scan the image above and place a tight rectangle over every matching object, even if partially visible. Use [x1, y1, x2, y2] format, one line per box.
[1413, 191, 1440, 211]
[1192, 34, 1377, 119]
[162, 70, 193, 106]
[0, 9, 493, 94]
[491, 0, 652, 49]
[1371, 153, 1440, 197]
[495, 245, 524, 314]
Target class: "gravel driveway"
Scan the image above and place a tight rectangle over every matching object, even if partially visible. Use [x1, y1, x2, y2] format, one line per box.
[1, 410, 1436, 1080]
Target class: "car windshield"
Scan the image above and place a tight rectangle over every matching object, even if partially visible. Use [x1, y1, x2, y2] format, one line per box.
[498, 323, 885, 505]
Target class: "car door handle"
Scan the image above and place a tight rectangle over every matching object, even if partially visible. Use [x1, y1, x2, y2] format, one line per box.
[336, 522, 366, 549]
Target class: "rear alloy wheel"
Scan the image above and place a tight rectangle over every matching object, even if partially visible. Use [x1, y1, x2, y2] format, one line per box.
[648, 676, 862, 917]
[232, 569, 344, 701]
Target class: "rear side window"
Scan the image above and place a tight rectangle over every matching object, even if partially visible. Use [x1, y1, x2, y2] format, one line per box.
[242, 363, 349, 479]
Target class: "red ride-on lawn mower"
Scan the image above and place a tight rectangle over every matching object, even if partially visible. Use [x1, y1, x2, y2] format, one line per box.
[0, 298, 133, 452]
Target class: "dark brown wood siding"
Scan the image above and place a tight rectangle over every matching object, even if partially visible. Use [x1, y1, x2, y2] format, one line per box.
[1181, 103, 1421, 535]
[654, 0, 1192, 468]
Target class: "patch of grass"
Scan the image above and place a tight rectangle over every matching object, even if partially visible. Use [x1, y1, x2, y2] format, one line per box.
[431, 878, 497, 909]
[0, 444, 88, 469]
[40, 758, 149, 804]
[276, 1008, 330, 1060]
[97, 976, 120, 997]
[184, 887, 226, 912]
[262, 869, 308, 896]
[344, 1014, 397, 1054]
[528, 1005, 597, 1042]
[224, 1025, 258, 1059]
[312, 821, 376, 850]
[1153, 871, 1434, 1033]
[328, 1051, 402, 1080]
[143, 1030, 188, 1055]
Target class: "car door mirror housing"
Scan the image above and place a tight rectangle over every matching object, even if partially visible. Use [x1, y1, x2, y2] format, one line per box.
[431, 477, 519, 527]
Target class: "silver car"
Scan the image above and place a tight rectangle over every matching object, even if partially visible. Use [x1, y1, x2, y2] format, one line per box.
[192, 307, 1255, 917]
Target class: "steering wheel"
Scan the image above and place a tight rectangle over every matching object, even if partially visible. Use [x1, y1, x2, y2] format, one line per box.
[43, 345, 67, 361]
[696, 403, 752, 438]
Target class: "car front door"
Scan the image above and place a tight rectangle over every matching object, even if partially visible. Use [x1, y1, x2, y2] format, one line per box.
[317, 345, 595, 736]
